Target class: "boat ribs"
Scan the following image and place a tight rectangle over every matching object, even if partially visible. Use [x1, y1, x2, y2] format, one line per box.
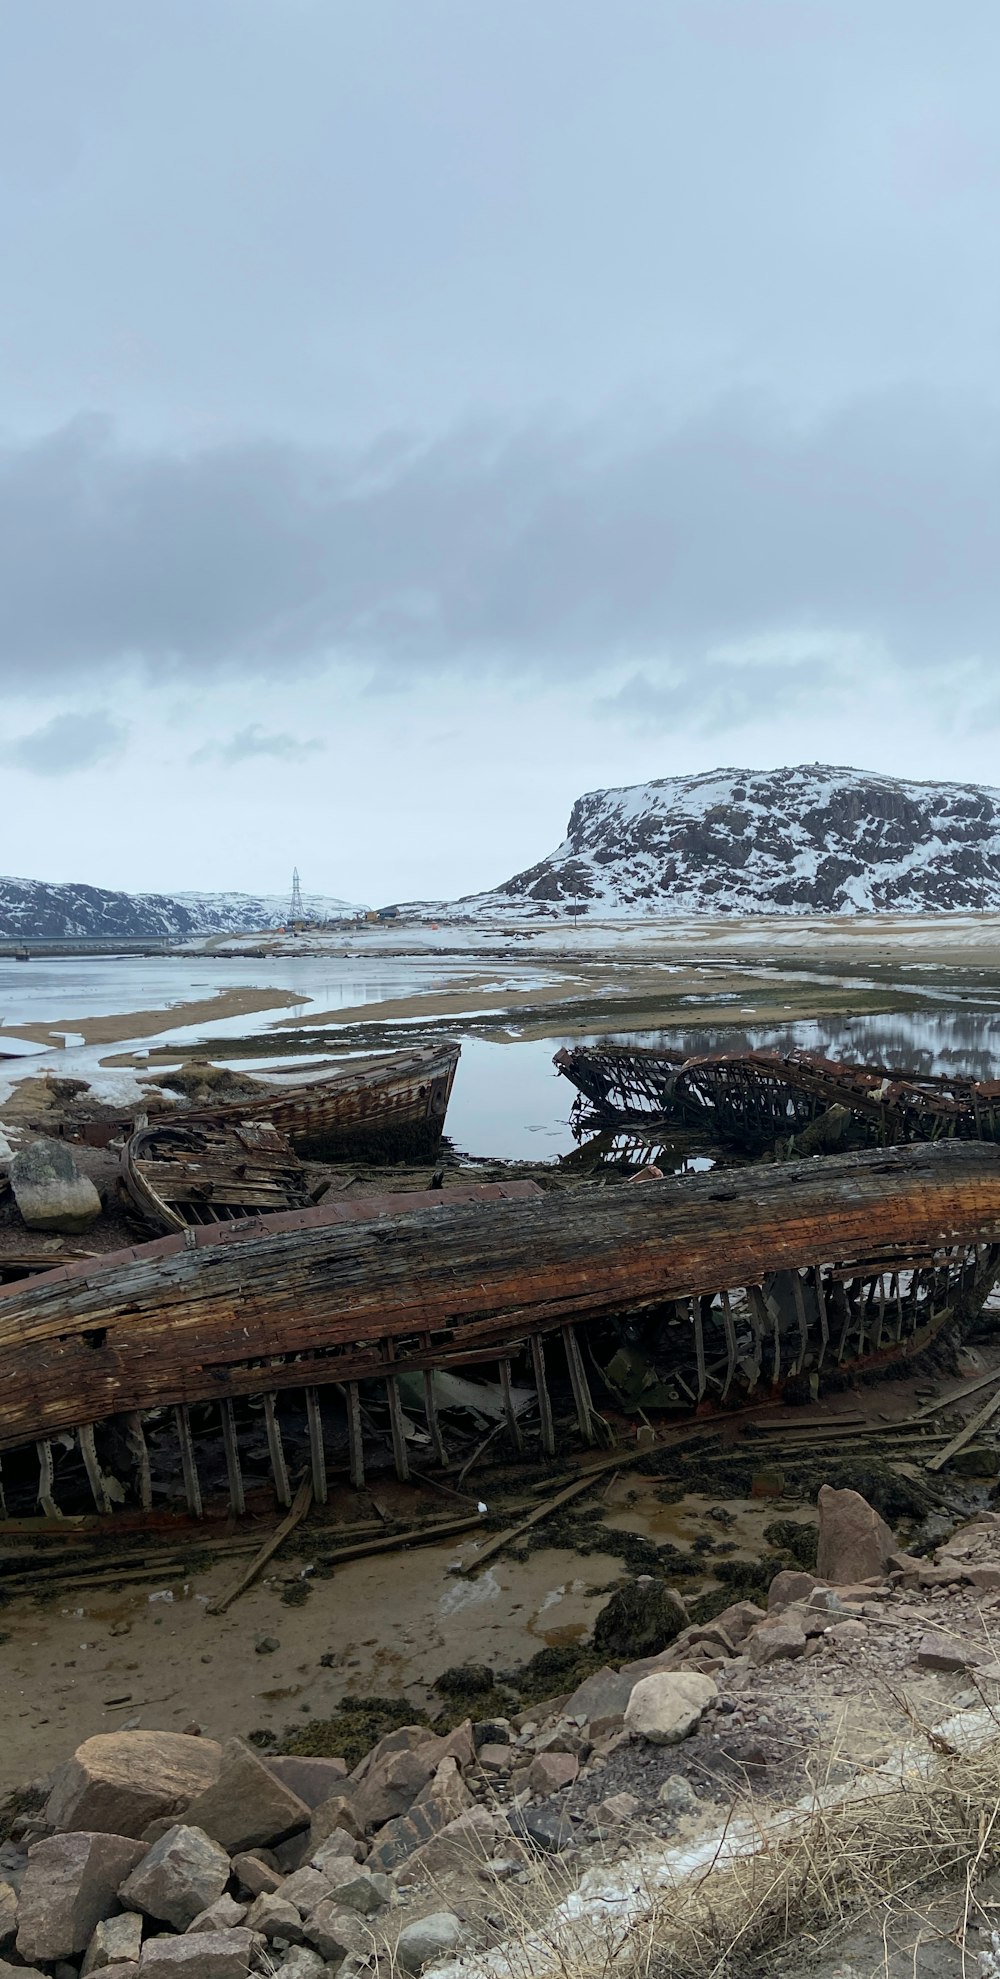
[0, 1144, 998, 1519]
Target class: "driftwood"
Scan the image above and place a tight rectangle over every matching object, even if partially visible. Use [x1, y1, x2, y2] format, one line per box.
[208, 1479, 314, 1612]
[926, 1387, 1000, 1472]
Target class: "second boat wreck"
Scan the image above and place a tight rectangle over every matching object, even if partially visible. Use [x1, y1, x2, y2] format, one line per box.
[0, 1141, 998, 1520]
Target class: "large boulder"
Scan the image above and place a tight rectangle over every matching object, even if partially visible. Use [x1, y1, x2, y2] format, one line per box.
[136, 1930, 254, 1975]
[16, 1832, 145, 1963]
[120, 1825, 231, 1932]
[816, 1486, 895, 1585]
[46, 1732, 224, 1840]
[10, 1137, 102, 1233]
[624, 1672, 717, 1746]
[261, 1755, 347, 1809]
[182, 1739, 310, 1852]
[395, 1911, 465, 1972]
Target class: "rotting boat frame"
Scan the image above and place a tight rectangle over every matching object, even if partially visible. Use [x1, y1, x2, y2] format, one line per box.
[121, 1117, 315, 1233]
[0, 1144, 998, 1520]
[555, 1043, 1000, 1153]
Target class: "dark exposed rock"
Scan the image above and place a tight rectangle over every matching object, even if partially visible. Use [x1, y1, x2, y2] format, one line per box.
[480, 764, 1000, 914]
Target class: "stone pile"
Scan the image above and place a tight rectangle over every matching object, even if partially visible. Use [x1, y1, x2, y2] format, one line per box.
[8, 1488, 1000, 1976]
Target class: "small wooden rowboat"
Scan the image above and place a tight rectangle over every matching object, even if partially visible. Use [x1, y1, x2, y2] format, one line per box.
[121, 1117, 314, 1233]
[0, 1143, 997, 1519]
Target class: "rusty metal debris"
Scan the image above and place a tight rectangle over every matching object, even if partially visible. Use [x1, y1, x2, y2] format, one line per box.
[555, 1043, 1000, 1154]
[0, 1144, 997, 1522]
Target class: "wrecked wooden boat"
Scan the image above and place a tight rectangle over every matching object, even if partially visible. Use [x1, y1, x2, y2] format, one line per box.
[0, 1143, 998, 1520]
[179, 1040, 462, 1160]
[121, 1117, 314, 1233]
[555, 1043, 1000, 1155]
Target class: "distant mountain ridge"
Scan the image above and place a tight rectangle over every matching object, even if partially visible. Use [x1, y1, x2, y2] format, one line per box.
[0, 878, 357, 940]
[478, 764, 1000, 914]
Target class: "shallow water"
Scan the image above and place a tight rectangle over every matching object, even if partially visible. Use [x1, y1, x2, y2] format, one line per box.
[5, 957, 1000, 1162]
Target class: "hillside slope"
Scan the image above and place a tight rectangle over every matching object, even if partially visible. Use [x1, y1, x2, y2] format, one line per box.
[480, 764, 1000, 914]
[0, 879, 356, 939]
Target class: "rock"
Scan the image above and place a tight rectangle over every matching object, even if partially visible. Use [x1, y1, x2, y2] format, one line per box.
[262, 1756, 347, 1809]
[825, 1620, 868, 1647]
[273, 1832, 311, 1873]
[90, 1967, 140, 1979]
[915, 1634, 975, 1673]
[319, 1867, 389, 1915]
[532, 1722, 590, 1759]
[560, 1667, 637, 1739]
[366, 1798, 462, 1875]
[475, 1745, 511, 1774]
[10, 1137, 102, 1233]
[302, 1900, 368, 1963]
[16, 1832, 145, 1962]
[0, 1959, 46, 1979]
[968, 1566, 1000, 1590]
[183, 1739, 311, 1852]
[624, 1672, 717, 1745]
[0, 1884, 15, 1951]
[136, 1929, 255, 1975]
[351, 1726, 434, 1783]
[414, 1758, 473, 1826]
[308, 1793, 364, 1854]
[507, 1806, 575, 1853]
[815, 1486, 895, 1586]
[395, 1808, 500, 1887]
[280, 1866, 336, 1917]
[591, 1793, 640, 1827]
[46, 1733, 223, 1840]
[186, 1895, 247, 1933]
[747, 1616, 808, 1665]
[230, 1851, 284, 1898]
[277, 1952, 327, 1979]
[309, 1833, 366, 1873]
[82, 1912, 145, 1972]
[255, 1636, 280, 1655]
[352, 1744, 440, 1832]
[245, 1892, 305, 1942]
[120, 1824, 231, 1931]
[705, 1600, 767, 1645]
[472, 1719, 511, 1749]
[527, 1752, 579, 1796]
[592, 1580, 688, 1660]
[657, 1775, 700, 1815]
[395, 1911, 465, 1972]
[768, 1570, 822, 1612]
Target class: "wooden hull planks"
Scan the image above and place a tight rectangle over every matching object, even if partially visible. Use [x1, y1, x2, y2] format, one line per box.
[185, 1041, 462, 1159]
[0, 1146, 998, 1517]
[121, 1118, 314, 1232]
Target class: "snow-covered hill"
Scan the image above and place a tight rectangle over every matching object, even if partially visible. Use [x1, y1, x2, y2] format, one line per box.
[478, 765, 1000, 915]
[0, 878, 358, 940]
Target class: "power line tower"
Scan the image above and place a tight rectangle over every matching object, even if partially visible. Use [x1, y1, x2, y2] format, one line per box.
[289, 867, 304, 922]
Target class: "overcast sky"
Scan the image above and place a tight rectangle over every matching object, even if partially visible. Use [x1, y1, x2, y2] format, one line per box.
[2, 0, 1000, 904]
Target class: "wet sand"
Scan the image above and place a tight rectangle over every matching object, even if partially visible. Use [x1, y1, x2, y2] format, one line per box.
[3, 985, 307, 1049]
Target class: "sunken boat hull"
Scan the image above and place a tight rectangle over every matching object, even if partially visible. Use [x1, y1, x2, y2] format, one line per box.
[184, 1040, 462, 1160]
[555, 1043, 1000, 1155]
[0, 1144, 999, 1519]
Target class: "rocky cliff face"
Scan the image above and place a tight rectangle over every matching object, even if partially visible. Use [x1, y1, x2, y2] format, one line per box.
[0, 879, 356, 940]
[483, 764, 1000, 914]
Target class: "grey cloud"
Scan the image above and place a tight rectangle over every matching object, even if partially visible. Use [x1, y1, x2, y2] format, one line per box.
[2, 709, 127, 775]
[1, 392, 999, 705]
[190, 724, 325, 767]
[599, 660, 838, 734]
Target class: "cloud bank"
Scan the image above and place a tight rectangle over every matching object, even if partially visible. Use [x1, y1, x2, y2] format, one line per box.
[0, 391, 997, 707]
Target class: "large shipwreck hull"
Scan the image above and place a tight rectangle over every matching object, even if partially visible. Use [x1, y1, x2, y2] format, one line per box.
[0, 1144, 999, 1519]
[556, 1043, 1000, 1155]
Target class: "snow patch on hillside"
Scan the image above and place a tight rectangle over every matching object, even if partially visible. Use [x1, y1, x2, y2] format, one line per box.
[473, 764, 1000, 916]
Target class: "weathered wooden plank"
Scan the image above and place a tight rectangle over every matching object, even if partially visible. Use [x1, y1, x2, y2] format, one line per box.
[0, 1146, 997, 1454]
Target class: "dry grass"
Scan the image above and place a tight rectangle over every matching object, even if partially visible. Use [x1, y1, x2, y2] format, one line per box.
[459, 1712, 1000, 1979]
